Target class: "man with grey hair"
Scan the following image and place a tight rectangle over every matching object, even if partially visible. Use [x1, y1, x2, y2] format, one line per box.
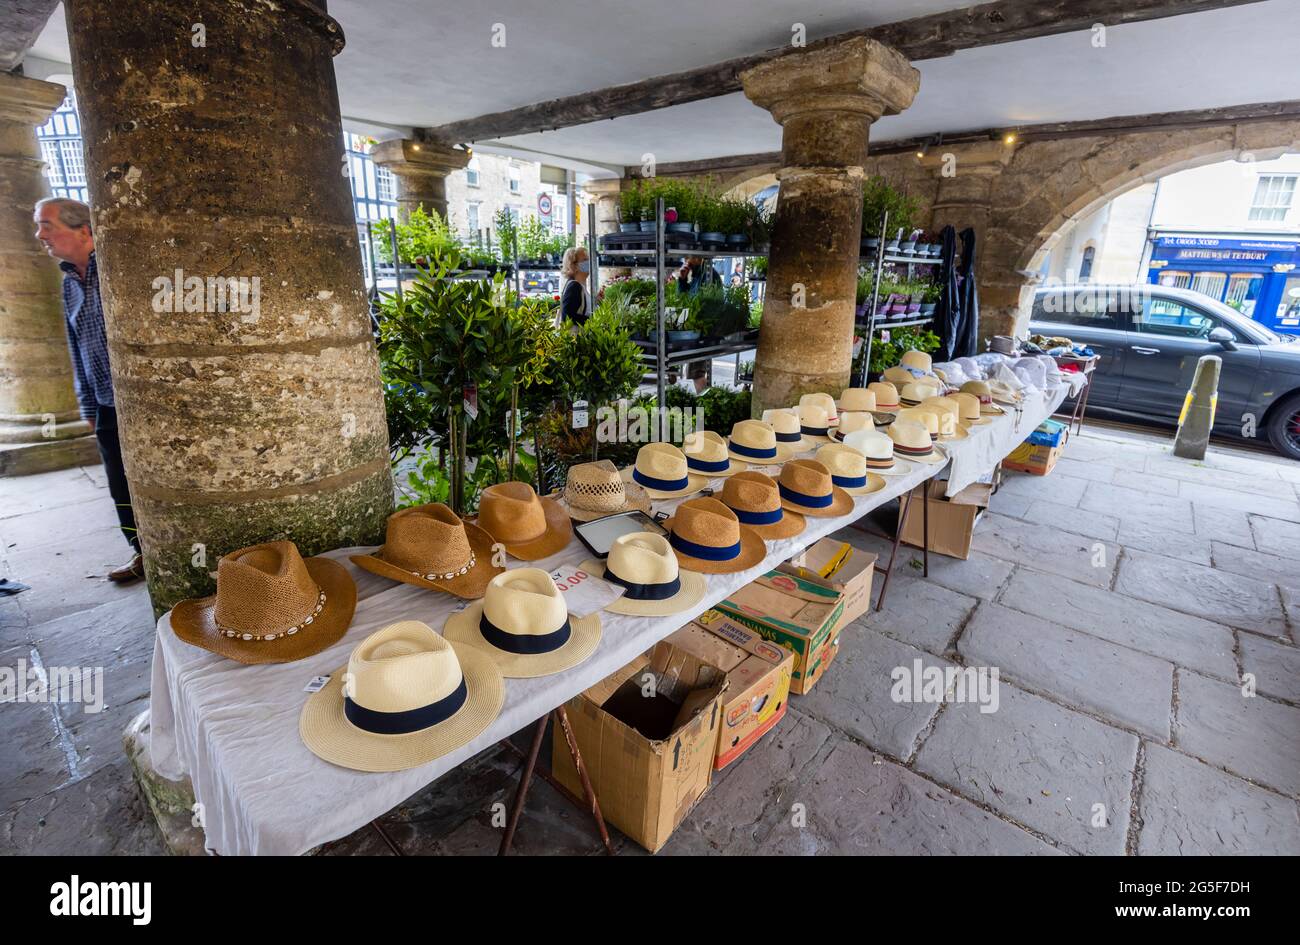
[34, 197, 142, 583]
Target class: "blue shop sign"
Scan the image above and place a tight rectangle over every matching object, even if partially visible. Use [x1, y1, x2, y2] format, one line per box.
[1152, 236, 1298, 268]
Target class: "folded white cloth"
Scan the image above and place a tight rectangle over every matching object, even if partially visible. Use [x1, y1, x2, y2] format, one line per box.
[932, 361, 971, 387]
[1011, 358, 1047, 391]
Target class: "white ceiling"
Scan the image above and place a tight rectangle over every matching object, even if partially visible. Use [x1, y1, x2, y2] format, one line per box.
[27, 0, 1300, 169]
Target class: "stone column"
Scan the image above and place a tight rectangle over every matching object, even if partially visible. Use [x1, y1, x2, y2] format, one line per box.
[370, 138, 468, 221]
[741, 38, 919, 413]
[582, 176, 630, 281]
[65, 0, 392, 611]
[0, 73, 97, 476]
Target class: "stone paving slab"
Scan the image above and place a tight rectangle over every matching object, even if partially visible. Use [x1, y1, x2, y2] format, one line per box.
[1052, 456, 1119, 483]
[997, 470, 1089, 506]
[61, 694, 150, 781]
[1067, 437, 1152, 470]
[959, 601, 1173, 739]
[1114, 548, 1289, 638]
[913, 681, 1139, 854]
[972, 512, 1116, 588]
[832, 524, 1016, 602]
[1178, 480, 1300, 524]
[0, 497, 122, 555]
[1080, 480, 1196, 535]
[0, 467, 103, 519]
[1115, 519, 1214, 567]
[754, 735, 1062, 856]
[1109, 468, 1186, 496]
[996, 569, 1237, 680]
[1137, 743, 1300, 855]
[1023, 499, 1120, 542]
[1143, 455, 1300, 500]
[1191, 504, 1259, 550]
[1174, 670, 1300, 797]
[1210, 541, 1299, 592]
[36, 592, 156, 716]
[0, 642, 73, 814]
[1249, 514, 1300, 558]
[859, 573, 977, 655]
[1, 534, 145, 626]
[1238, 633, 1300, 705]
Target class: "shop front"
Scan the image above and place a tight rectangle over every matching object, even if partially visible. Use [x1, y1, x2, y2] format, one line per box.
[1147, 233, 1300, 333]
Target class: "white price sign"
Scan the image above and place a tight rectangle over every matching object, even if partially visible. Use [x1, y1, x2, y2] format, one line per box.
[572, 399, 589, 429]
[549, 563, 624, 618]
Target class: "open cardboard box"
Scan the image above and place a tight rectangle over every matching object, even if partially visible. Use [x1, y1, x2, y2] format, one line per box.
[897, 479, 992, 560]
[779, 538, 877, 634]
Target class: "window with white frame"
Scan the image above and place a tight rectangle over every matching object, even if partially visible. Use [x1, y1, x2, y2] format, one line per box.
[467, 160, 480, 187]
[467, 203, 481, 237]
[36, 93, 88, 203]
[1249, 175, 1296, 222]
[509, 175, 521, 194]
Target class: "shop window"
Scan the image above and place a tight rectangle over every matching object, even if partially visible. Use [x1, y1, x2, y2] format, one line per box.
[1188, 271, 1227, 302]
[1157, 270, 1192, 290]
[467, 203, 480, 236]
[1078, 245, 1095, 281]
[1135, 297, 1221, 339]
[375, 166, 396, 203]
[1225, 274, 1262, 317]
[1249, 175, 1296, 223]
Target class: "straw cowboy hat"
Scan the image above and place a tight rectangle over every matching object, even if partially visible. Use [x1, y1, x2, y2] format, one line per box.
[718, 470, 806, 540]
[899, 381, 940, 407]
[900, 350, 933, 374]
[796, 402, 835, 443]
[868, 381, 901, 412]
[830, 410, 874, 442]
[952, 391, 992, 426]
[663, 497, 767, 574]
[888, 420, 947, 464]
[799, 391, 839, 424]
[815, 443, 886, 497]
[350, 503, 502, 598]
[683, 429, 739, 477]
[580, 532, 706, 616]
[959, 380, 1005, 415]
[842, 428, 914, 477]
[444, 568, 602, 677]
[896, 406, 940, 440]
[622, 442, 710, 498]
[475, 481, 573, 560]
[762, 407, 814, 452]
[300, 620, 504, 773]
[171, 541, 356, 665]
[560, 460, 652, 522]
[727, 419, 794, 466]
[777, 459, 854, 517]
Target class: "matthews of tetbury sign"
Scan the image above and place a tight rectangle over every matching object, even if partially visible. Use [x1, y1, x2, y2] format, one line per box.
[1152, 236, 1299, 267]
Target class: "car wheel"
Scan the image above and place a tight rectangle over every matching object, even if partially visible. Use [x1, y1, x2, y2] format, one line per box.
[1266, 393, 1300, 460]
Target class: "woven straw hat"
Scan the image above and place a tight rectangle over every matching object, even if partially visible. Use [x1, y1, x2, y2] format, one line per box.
[761, 407, 814, 452]
[888, 420, 947, 464]
[718, 470, 806, 540]
[816, 443, 886, 497]
[560, 460, 652, 521]
[899, 381, 940, 407]
[830, 410, 874, 442]
[883, 365, 921, 388]
[900, 350, 933, 374]
[663, 497, 767, 574]
[838, 387, 876, 413]
[777, 459, 854, 517]
[299, 620, 504, 772]
[796, 402, 834, 442]
[443, 568, 602, 677]
[683, 429, 739, 477]
[350, 503, 502, 598]
[475, 481, 573, 560]
[921, 395, 961, 421]
[897, 406, 940, 439]
[621, 442, 710, 498]
[988, 380, 1025, 405]
[580, 532, 706, 616]
[960, 380, 1005, 414]
[728, 419, 794, 465]
[799, 392, 839, 424]
[924, 401, 968, 440]
[171, 541, 356, 665]
[952, 391, 992, 425]
[842, 428, 913, 477]
[868, 381, 901, 411]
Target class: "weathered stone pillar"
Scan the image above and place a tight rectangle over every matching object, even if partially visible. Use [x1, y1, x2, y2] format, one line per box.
[0, 73, 97, 476]
[582, 176, 630, 280]
[370, 139, 468, 221]
[741, 38, 919, 413]
[65, 0, 392, 611]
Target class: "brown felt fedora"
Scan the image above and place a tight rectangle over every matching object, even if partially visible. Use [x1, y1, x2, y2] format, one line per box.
[717, 471, 806, 540]
[350, 503, 502, 598]
[663, 497, 766, 574]
[777, 459, 854, 517]
[171, 541, 356, 665]
[475, 481, 573, 560]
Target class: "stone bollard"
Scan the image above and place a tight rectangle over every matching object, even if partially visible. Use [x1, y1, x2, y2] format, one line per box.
[1173, 354, 1221, 460]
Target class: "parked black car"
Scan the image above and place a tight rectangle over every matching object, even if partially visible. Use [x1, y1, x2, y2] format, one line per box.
[1031, 284, 1300, 459]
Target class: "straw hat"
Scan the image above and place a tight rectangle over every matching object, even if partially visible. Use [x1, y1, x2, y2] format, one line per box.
[350, 503, 503, 598]
[921, 395, 961, 422]
[959, 380, 1005, 415]
[838, 387, 876, 413]
[443, 568, 602, 677]
[900, 350, 932, 374]
[728, 419, 794, 466]
[796, 402, 834, 442]
[988, 380, 1025, 405]
[580, 532, 706, 616]
[762, 407, 813, 452]
[882, 365, 919, 388]
[171, 541, 356, 665]
[683, 429, 739, 477]
[899, 381, 940, 407]
[622, 442, 710, 498]
[300, 620, 504, 773]
[559, 460, 652, 521]
[952, 391, 992, 425]
[869, 381, 901, 411]
[475, 481, 573, 560]
[777, 459, 854, 517]
[718, 471, 806, 540]
[815, 443, 886, 497]
[897, 406, 939, 439]
[663, 497, 767, 574]
[842, 428, 914, 477]
[830, 410, 874, 442]
[888, 420, 947, 464]
[798, 392, 839, 424]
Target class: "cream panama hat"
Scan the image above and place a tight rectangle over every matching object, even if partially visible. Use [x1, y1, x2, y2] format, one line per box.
[899, 381, 940, 407]
[960, 380, 1005, 415]
[900, 350, 933, 374]
[920, 395, 961, 422]
[663, 497, 767, 574]
[796, 402, 834, 442]
[350, 503, 502, 599]
[882, 365, 919, 388]
[762, 408, 814, 452]
[475, 482, 573, 560]
[838, 387, 877, 413]
[683, 429, 739, 477]
[560, 460, 653, 522]
[443, 568, 602, 677]
[777, 459, 854, 517]
[842, 428, 913, 476]
[830, 410, 873, 442]
[868, 381, 900, 412]
[622, 442, 710, 498]
[888, 420, 947, 464]
[952, 391, 992, 425]
[815, 443, 886, 497]
[896, 406, 940, 440]
[300, 621, 504, 773]
[718, 470, 806, 540]
[798, 392, 839, 424]
[581, 532, 706, 617]
[728, 419, 794, 465]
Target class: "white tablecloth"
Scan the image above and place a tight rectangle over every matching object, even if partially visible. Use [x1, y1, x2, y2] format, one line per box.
[941, 384, 1069, 497]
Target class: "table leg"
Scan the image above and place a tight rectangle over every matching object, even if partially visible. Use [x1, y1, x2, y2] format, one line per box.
[555, 705, 616, 855]
[921, 479, 929, 578]
[874, 487, 914, 612]
[497, 713, 548, 856]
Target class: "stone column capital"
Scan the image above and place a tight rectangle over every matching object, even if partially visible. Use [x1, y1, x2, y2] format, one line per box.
[581, 176, 625, 197]
[0, 73, 67, 126]
[741, 37, 919, 126]
[370, 138, 469, 179]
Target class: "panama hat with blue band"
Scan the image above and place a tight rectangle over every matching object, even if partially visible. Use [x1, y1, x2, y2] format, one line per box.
[621, 442, 710, 499]
[777, 459, 854, 517]
[815, 443, 886, 497]
[662, 497, 766, 574]
[727, 419, 794, 466]
[718, 471, 806, 540]
[581, 532, 706, 617]
[761, 407, 814, 452]
[682, 429, 739, 477]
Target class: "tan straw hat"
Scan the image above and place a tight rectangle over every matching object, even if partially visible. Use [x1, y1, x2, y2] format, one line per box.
[560, 460, 652, 521]
[921, 395, 961, 422]
[838, 387, 876, 413]
[960, 380, 1005, 414]
[988, 380, 1025, 405]
[897, 406, 940, 440]
[683, 429, 739, 477]
[932, 407, 967, 441]
[842, 428, 913, 476]
[728, 419, 794, 465]
[883, 365, 920, 388]
[796, 402, 834, 442]
[952, 391, 992, 425]
[869, 381, 900, 411]
[888, 420, 947, 464]
[718, 471, 806, 540]
[580, 532, 706, 617]
[663, 497, 767, 574]
[299, 620, 504, 772]
[777, 459, 854, 517]
[171, 541, 356, 665]
[830, 410, 874, 442]
[762, 407, 813, 452]
[621, 442, 710, 498]
[816, 443, 886, 497]
[350, 503, 502, 598]
[900, 350, 933, 374]
[443, 568, 602, 677]
[899, 381, 940, 407]
[475, 481, 573, 560]
[798, 391, 839, 424]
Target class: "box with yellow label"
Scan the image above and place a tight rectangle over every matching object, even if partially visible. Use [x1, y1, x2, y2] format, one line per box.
[779, 538, 877, 634]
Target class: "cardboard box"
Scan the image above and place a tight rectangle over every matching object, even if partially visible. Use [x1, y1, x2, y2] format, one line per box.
[667, 615, 795, 770]
[1026, 418, 1069, 448]
[711, 571, 845, 695]
[897, 479, 991, 560]
[1003, 440, 1065, 476]
[552, 640, 727, 853]
[780, 538, 878, 633]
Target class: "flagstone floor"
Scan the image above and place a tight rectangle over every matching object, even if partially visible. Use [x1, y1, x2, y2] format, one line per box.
[2, 425, 1298, 855]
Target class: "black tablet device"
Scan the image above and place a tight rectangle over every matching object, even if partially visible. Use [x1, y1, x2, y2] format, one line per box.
[573, 510, 669, 558]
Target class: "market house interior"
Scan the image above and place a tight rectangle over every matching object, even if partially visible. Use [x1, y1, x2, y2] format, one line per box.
[1, 0, 1298, 867]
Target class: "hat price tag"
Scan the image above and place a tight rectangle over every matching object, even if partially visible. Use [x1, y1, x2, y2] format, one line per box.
[304, 675, 331, 693]
[550, 563, 624, 618]
[571, 399, 589, 429]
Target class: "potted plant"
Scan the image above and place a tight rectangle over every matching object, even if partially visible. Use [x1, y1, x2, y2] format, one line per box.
[899, 229, 921, 256]
[618, 186, 643, 233]
[750, 256, 768, 280]
[661, 180, 698, 234]
[696, 197, 727, 246]
[855, 271, 876, 319]
[861, 176, 918, 253]
[745, 200, 772, 250]
[920, 281, 940, 316]
[721, 198, 750, 247]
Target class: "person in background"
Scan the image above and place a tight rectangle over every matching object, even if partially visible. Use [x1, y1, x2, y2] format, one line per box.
[559, 246, 591, 327]
[34, 197, 142, 583]
[675, 255, 721, 296]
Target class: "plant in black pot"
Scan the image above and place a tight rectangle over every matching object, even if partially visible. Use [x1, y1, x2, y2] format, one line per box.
[920, 280, 940, 316]
[745, 199, 772, 252]
[618, 185, 644, 233]
[696, 197, 727, 246]
[861, 175, 918, 254]
[720, 198, 750, 248]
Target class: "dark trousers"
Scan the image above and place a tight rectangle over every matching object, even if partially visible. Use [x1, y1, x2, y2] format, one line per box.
[95, 405, 140, 553]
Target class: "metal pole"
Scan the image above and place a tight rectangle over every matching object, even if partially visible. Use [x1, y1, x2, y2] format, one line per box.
[861, 210, 887, 387]
[587, 204, 600, 298]
[508, 384, 518, 481]
[654, 196, 666, 442]
[512, 230, 521, 301]
[364, 221, 379, 296]
[387, 217, 403, 303]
